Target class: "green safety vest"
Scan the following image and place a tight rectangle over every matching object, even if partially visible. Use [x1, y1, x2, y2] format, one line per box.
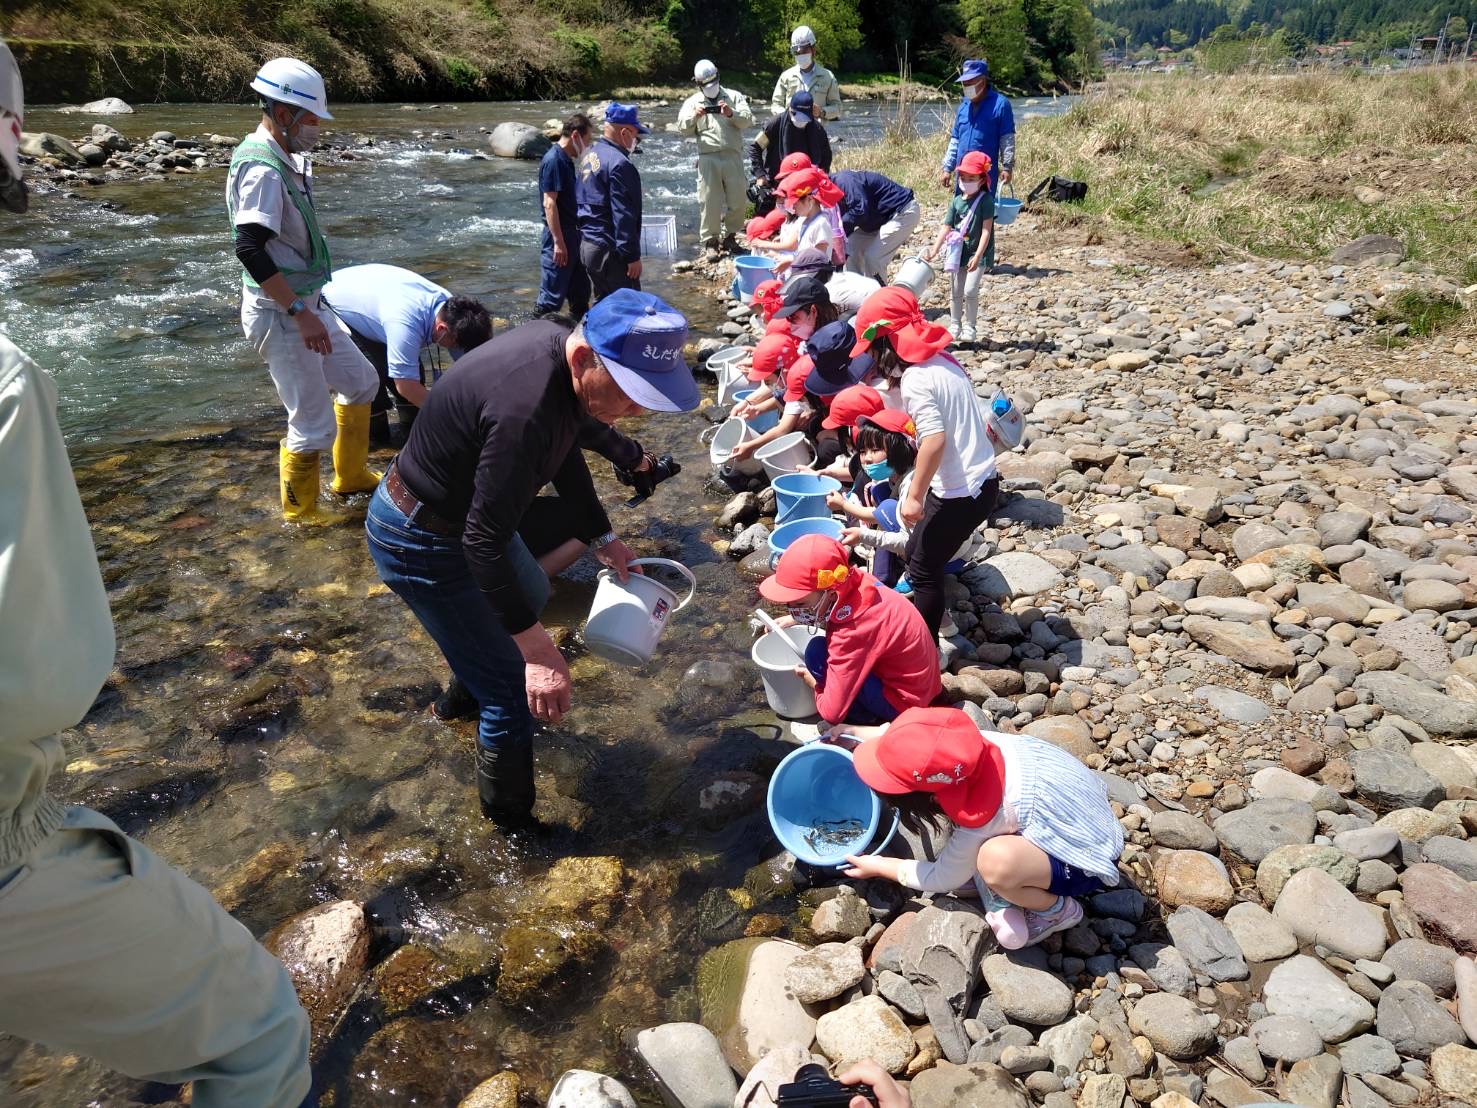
[226, 136, 332, 296]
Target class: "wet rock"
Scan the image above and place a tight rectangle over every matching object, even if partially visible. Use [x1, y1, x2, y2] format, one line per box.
[205, 672, 307, 740]
[212, 840, 304, 914]
[19, 132, 86, 165]
[547, 1070, 637, 1108]
[634, 1022, 738, 1108]
[1400, 862, 1477, 953]
[1274, 867, 1386, 961]
[459, 1071, 519, 1108]
[1264, 955, 1375, 1042]
[811, 889, 871, 940]
[1128, 992, 1216, 1059]
[909, 1061, 1028, 1108]
[1250, 1014, 1325, 1062]
[1224, 902, 1298, 962]
[718, 492, 759, 529]
[1430, 1042, 1477, 1101]
[496, 918, 606, 1007]
[698, 938, 817, 1076]
[1257, 843, 1359, 902]
[982, 951, 1074, 1025]
[785, 942, 865, 1003]
[1376, 980, 1466, 1059]
[1280, 1053, 1343, 1108]
[372, 939, 496, 1018]
[264, 900, 369, 1054]
[489, 121, 551, 159]
[535, 855, 625, 925]
[1184, 616, 1295, 674]
[815, 995, 914, 1073]
[1214, 798, 1317, 864]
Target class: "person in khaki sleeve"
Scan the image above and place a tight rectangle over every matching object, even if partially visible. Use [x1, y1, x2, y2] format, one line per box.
[0, 37, 312, 1107]
[676, 59, 753, 258]
[769, 24, 843, 120]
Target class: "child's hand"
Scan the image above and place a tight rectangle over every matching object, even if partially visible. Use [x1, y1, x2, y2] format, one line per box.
[729, 438, 758, 460]
[968, 255, 981, 272]
[826, 491, 849, 513]
[773, 613, 797, 629]
[924, 248, 936, 262]
[793, 665, 818, 689]
[843, 854, 892, 881]
[730, 400, 753, 420]
[840, 526, 863, 547]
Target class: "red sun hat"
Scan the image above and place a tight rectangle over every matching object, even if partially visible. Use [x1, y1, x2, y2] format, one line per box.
[751, 277, 785, 320]
[776, 152, 815, 179]
[852, 707, 1006, 828]
[745, 209, 787, 245]
[778, 166, 844, 207]
[958, 150, 993, 177]
[859, 407, 916, 438]
[748, 330, 799, 382]
[758, 534, 857, 604]
[821, 383, 884, 430]
[850, 286, 954, 363]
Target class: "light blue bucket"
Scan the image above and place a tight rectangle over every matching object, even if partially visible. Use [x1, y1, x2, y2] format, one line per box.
[995, 185, 1022, 226]
[773, 472, 841, 527]
[767, 516, 845, 568]
[734, 254, 777, 299]
[766, 743, 901, 867]
[733, 387, 780, 434]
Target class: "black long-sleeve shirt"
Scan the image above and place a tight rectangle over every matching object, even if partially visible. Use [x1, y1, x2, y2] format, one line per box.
[396, 319, 612, 633]
[747, 111, 833, 183]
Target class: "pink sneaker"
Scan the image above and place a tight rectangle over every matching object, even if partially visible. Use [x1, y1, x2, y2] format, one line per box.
[1023, 896, 1083, 945]
[986, 905, 1030, 949]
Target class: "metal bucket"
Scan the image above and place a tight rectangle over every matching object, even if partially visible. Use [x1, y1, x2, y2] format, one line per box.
[891, 256, 935, 298]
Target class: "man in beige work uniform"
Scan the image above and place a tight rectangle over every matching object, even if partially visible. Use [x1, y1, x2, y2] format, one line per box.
[0, 38, 312, 1107]
[676, 59, 753, 258]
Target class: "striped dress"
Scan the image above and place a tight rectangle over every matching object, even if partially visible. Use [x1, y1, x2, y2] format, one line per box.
[895, 730, 1125, 893]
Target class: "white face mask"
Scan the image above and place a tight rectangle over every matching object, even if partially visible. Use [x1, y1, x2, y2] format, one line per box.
[287, 120, 319, 153]
[798, 51, 815, 71]
[959, 179, 981, 197]
[964, 82, 985, 102]
[789, 313, 816, 341]
[701, 80, 720, 98]
[621, 129, 639, 155]
[790, 111, 810, 129]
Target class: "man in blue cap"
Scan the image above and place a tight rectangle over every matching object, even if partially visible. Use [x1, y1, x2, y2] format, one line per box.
[577, 103, 648, 303]
[939, 59, 1015, 195]
[364, 289, 699, 827]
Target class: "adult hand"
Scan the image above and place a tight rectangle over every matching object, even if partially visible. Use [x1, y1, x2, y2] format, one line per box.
[842, 854, 892, 881]
[296, 308, 333, 355]
[900, 492, 924, 529]
[719, 101, 733, 118]
[792, 664, 818, 690]
[593, 537, 640, 582]
[513, 625, 572, 724]
[553, 239, 569, 267]
[694, 105, 707, 118]
[937, 168, 953, 190]
[626, 259, 643, 281]
[839, 1060, 911, 1108]
[840, 526, 863, 548]
[1001, 168, 1013, 186]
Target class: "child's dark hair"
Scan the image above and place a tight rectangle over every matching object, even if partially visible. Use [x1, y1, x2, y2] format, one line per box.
[856, 420, 917, 476]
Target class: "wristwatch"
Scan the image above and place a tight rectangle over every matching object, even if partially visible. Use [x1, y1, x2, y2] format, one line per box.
[287, 297, 307, 317]
[590, 531, 618, 551]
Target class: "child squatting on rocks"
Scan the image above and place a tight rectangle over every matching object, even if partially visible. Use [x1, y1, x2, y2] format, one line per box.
[834, 706, 1125, 949]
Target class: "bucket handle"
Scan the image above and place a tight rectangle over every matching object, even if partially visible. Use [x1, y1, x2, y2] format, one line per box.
[618, 557, 698, 611]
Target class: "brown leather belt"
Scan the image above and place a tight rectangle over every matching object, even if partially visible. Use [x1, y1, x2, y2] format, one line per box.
[385, 461, 461, 536]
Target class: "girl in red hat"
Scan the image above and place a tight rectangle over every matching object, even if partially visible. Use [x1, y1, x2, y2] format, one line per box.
[836, 706, 1125, 949]
[748, 168, 845, 282]
[924, 150, 995, 345]
[828, 409, 917, 587]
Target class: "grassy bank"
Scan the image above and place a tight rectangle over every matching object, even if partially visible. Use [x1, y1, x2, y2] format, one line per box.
[843, 70, 1477, 286]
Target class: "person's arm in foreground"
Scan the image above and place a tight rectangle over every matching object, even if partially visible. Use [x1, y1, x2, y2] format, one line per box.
[543, 189, 569, 267]
[900, 431, 944, 528]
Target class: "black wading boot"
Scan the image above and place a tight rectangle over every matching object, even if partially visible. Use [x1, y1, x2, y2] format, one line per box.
[432, 674, 478, 722]
[475, 742, 538, 829]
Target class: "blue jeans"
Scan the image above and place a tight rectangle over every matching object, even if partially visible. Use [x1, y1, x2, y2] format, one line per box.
[535, 229, 591, 318]
[804, 635, 898, 726]
[365, 482, 549, 764]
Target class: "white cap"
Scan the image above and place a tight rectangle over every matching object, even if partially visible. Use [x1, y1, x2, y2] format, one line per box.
[0, 36, 23, 183]
[250, 57, 333, 121]
[693, 59, 719, 84]
[791, 25, 817, 52]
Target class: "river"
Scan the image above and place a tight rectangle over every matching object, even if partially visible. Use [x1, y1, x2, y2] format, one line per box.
[0, 94, 1069, 1106]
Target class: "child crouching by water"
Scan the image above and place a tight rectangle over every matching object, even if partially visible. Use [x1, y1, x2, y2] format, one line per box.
[834, 706, 1124, 948]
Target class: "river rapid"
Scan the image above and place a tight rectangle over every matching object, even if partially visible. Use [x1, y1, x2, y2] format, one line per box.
[0, 94, 1067, 1106]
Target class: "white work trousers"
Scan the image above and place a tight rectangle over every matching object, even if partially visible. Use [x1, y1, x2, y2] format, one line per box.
[696, 151, 748, 243]
[843, 199, 922, 281]
[0, 806, 311, 1107]
[242, 293, 378, 453]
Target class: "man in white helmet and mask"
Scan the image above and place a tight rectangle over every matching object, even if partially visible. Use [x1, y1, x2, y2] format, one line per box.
[0, 37, 312, 1107]
[770, 25, 842, 120]
[676, 59, 753, 258]
[228, 56, 382, 525]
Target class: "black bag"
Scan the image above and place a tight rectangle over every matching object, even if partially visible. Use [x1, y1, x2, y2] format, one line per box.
[1026, 174, 1088, 205]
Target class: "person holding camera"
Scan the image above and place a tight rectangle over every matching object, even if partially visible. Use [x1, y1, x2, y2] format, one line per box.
[676, 59, 753, 259]
[748, 91, 832, 215]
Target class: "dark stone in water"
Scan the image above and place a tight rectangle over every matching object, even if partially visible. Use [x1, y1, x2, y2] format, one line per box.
[204, 672, 306, 741]
[82, 763, 221, 834]
[696, 887, 748, 944]
[360, 681, 441, 712]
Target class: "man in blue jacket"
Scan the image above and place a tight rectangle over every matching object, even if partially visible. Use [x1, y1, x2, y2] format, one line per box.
[831, 169, 920, 283]
[938, 59, 1015, 195]
[576, 103, 647, 303]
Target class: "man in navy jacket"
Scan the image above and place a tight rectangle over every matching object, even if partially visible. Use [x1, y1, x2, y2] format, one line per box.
[576, 103, 647, 302]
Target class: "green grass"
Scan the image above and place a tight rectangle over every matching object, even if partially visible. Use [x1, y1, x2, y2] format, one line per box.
[1378, 290, 1468, 337]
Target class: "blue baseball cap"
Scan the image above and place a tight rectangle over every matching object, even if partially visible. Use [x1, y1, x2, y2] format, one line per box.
[803, 321, 875, 396]
[583, 289, 698, 413]
[875, 499, 902, 532]
[957, 59, 989, 83]
[604, 102, 651, 134]
[789, 91, 815, 115]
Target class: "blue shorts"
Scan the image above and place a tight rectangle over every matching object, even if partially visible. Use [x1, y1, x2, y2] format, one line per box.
[1047, 855, 1106, 898]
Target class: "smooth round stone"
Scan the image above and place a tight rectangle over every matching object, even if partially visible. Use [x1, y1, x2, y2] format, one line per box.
[1252, 1014, 1326, 1062]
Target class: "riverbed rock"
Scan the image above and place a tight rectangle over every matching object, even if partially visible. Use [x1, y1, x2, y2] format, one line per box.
[488, 121, 551, 159]
[1381, 938, 1459, 996]
[784, 942, 865, 1003]
[634, 1022, 738, 1108]
[909, 1061, 1029, 1108]
[1149, 810, 1220, 852]
[1224, 902, 1298, 962]
[815, 995, 914, 1073]
[1354, 672, 1477, 737]
[1400, 862, 1477, 953]
[1022, 715, 1096, 762]
[1273, 867, 1387, 960]
[1193, 685, 1272, 725]
[1264, 955, 1375, 1042]
[898, 898, 991, 1064]
[1155, 849, 1235, 913]
[1257, 843, 1359, 902]
[698, 938, 818, 1076]
[264, 899, 369, 1053]
[1166, 905, 1248, 981]
[811, 889, 871, 940]
[1280, 1053, 1344, 1108]
[1128, 992, 1216, 1058]
[1349, 747, 1446, 811]
[967, 552, 1065, 599]
[1250, 1014, 1325, 1062]
[1332, 234, 1406, 264]
[1430, 1042, 1477, 1101]
[1375, 980, 1466, 1058]
[459, 1072, 519, 1108]
[20, 132, 86, 167]
[547, 1070, 637, 1108]
[1184, 615, 1296, 674]
[67, 97, 134, 114]
[1214, 798, 1317, 864]
[981, 951, 1074, 1026]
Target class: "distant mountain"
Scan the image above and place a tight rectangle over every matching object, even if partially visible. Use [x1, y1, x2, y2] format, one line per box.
[1093, 0, 1477, 52]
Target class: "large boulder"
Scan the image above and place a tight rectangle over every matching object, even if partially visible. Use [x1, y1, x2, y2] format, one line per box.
[698, 938, 819, 1075]
[1354, 672, 1477, 737]
[1128, 993, 1217, 1058]
[1400, 863, 1477, 954]
[64, 96, 135, 114]
[1264, 955, 1375, 1042]
[634, 1023, 738, 1108]
[909, 1061, 1029, 1108]
[897, 898, 991, 1064]
[981, 951, 1074, 1026]
[489, 121, 551, 159]
[18, 132, 86, 166]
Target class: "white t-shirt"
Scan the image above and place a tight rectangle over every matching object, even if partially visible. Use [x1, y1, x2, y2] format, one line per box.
[322, 264, 451, 381]
[791, 213, 834, 273]
[227, 125, 316, 306]
[900, 353, 997, 498]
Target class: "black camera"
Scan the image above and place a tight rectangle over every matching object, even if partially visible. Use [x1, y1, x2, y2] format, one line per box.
[614, 450, 681, 503]
[776, 1064, 876, 1106]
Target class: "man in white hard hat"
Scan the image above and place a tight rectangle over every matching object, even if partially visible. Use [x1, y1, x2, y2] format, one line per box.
[676, 59, 753, 258]
[228, 56, 382, 525]
[0, 36, 312, 1108]
[770, 25, 842, 120]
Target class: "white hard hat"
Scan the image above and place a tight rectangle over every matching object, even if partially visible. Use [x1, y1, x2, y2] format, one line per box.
[791, 25, 817, 52]
[250, 57, 333, 121]
[0, 36, 25, 212]
[693, 59, 719, 84]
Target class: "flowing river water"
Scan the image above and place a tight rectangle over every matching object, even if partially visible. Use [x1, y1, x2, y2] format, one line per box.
[0, 93, 1068, 1106]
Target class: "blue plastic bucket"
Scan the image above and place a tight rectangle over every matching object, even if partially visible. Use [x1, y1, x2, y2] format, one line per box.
[733, 387, 780, 434]
[767, 516, 844, 567]
[766, 743, 901, 867]
[734, 255, 777, 299]
[995, 187, 1022, 226]
[773, 472, 841, 527]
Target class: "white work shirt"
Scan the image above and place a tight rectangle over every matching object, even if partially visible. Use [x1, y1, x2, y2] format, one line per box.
[227, 124, 317, 306]
[321, 264, 450, 381]
[900, 352, 997, 498]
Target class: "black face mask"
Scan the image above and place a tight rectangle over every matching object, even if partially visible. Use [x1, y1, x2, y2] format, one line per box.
[0, 166, 27, 214]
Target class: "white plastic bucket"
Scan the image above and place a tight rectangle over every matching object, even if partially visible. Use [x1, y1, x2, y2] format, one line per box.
[892, 256, 935, 298]
[751, 625, 822, 717]
[716, 362, 749, 408]
[756, 431, 815, 482]
[703, 418, 764, 475]
[583, 557, 697, 666]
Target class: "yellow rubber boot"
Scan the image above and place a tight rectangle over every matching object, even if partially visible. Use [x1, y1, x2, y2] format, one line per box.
[330, 402, 384, 496]
[279, 441, 345, 525]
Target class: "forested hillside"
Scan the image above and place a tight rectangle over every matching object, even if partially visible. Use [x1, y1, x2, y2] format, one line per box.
[1094, 0, 1477, 52]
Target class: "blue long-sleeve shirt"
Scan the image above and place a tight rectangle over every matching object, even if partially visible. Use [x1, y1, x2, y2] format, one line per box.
[941, 88, 1016, 189]
[576, 137, 642, 264]
[831, 170, 915, 235]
